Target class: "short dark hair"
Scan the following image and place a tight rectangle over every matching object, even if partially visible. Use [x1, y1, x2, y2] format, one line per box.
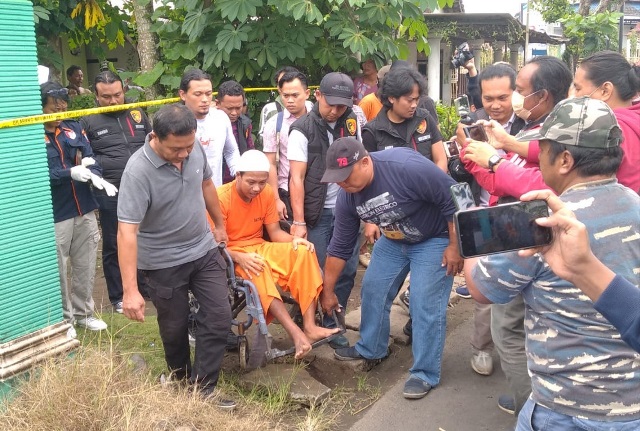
[527, 56, 572, 106]
[278, 71, 308, 89]
[66, 65, 82, 78]
[40, 82, 69, 107]
[216, 80, 244, 101]
[179, 69, 211, 93]
[580, 51, 640, 102]
[547, 140, 623, 177]
[153, 104, 197, 140]
[478, 63, 516, 93]
[274, 66, 299, 85]
[94, 70, 123, 91]
[379, 67, 425, 109]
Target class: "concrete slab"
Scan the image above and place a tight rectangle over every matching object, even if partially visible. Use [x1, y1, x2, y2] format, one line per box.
[239, 363, 331, 407]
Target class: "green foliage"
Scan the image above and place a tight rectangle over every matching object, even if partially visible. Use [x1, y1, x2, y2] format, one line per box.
[531, 0, 571, 23]
[560, 11, 622, 55]
[68, 93, 96, 111]
[531, 0, 622, 62]
[436, 102, 460, 140]
[140, 0, 454, 92]
[33, 0, 129, 74]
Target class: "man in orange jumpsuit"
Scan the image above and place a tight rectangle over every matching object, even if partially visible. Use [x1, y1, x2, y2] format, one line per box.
[214, 150, 339, 359]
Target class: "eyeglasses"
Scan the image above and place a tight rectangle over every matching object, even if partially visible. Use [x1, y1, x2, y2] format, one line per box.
[46, 88, 69, 100]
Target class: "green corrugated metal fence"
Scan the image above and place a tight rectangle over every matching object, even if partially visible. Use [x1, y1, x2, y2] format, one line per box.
[0, 0, 63, 343]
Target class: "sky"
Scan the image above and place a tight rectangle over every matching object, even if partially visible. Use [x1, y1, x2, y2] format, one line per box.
[463, 0, 524, 15]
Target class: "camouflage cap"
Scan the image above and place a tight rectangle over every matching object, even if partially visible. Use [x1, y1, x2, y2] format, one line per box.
[515, 96, 622, 149]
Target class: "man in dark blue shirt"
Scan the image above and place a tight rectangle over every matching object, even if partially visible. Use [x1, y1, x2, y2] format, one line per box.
[319, 138, 463, 400]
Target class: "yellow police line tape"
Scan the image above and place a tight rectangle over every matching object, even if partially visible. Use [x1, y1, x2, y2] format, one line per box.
[0, 85, 319, 130]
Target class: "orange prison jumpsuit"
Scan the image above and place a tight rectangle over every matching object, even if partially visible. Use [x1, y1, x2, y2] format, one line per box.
[210, 181, 323, 322]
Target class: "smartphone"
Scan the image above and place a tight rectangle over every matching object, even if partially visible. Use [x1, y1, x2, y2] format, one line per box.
[454, 95, 470, 117]
[454, 200, 552, 258]
[450, 183, 476, 211]
[463, 124, 489, 142]
[443, 140, 461, 159]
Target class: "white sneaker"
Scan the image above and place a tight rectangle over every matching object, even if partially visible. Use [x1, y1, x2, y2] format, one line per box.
[471, 351, 493, 376]
[114, 301, 123, 314]
[76, 316, 108, 331]
[67, 326, 77, 339]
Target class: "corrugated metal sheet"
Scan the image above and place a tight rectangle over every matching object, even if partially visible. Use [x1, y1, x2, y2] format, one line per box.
[0, 0, 63, 343]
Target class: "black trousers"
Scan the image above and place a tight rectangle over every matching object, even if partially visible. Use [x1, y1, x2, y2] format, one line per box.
[142, 248, 231, 392]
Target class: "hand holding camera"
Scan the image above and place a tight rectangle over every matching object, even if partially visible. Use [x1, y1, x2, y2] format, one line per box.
[451, 42, 474, 69]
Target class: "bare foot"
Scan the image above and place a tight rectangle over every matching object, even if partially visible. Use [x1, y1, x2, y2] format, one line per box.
[304, 325, 341, 343]
[291, 331, 313, 359]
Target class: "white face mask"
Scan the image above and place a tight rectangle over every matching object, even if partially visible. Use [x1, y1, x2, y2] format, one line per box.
[512, 90, 541, 121]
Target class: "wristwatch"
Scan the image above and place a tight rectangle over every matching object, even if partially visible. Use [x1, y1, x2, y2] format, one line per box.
[488, 154, 503, 172]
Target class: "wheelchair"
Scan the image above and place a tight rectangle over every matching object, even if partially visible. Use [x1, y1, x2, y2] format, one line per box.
[189, 244, 346, 370]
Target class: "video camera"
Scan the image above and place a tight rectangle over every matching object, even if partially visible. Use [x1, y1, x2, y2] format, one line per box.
[451, 42, 474, 69]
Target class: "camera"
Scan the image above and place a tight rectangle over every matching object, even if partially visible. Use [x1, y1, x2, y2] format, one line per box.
[451, 42, 474, 69]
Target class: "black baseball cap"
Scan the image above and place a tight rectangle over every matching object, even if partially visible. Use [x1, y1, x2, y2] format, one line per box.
[321, 137, 367, 183]
[319, 72, 354, 107]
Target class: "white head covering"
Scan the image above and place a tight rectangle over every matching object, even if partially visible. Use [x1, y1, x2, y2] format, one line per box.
[236, 150, 270, 173]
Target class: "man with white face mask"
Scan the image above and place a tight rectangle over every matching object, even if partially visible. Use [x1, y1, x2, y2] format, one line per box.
[461, 55, 572, 418]
[463, 56, 572, 206]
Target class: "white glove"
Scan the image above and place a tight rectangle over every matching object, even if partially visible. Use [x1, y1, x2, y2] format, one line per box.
[81, 157, 96, 167]
[70, 165, 92, 182]
[90, 174, 118, 197]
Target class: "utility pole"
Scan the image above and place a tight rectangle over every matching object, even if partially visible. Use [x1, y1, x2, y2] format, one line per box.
[524, 0, 531, 61]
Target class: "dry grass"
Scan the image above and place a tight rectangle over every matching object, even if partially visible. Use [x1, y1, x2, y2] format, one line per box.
[0, 347, 270, 431]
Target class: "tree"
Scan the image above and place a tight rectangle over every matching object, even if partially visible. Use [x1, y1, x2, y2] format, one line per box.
[138, 0, 453, 92]
[33, 0, 129, 79]
[125, 0, 161, 100]
[532, 0, 623, 70]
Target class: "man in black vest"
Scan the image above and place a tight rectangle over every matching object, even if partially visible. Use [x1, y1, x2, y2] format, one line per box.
[288, 72, 362, 348]
[81, 70, 152, 313]
[216, 80, 255, 184]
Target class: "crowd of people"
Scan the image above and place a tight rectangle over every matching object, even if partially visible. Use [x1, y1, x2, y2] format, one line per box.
[40, 51, 640, 426]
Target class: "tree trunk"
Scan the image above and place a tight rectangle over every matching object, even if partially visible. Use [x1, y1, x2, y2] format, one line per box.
[578, 0, 591, 16]
[595, 0, 623, 14]
[131, 0, 160, 100]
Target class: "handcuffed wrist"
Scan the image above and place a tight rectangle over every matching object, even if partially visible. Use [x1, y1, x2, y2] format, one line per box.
[292, 221, 306, 226]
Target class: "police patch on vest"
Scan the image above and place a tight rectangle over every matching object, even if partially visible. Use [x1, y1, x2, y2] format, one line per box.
[416, 119, 427, 134]
[417, 134, 431, 142]
[130, 110, 142, 124]
[346, 118, 357, 136]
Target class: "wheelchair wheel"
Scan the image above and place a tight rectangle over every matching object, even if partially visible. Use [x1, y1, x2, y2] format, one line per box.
[238, 335, 249, 370]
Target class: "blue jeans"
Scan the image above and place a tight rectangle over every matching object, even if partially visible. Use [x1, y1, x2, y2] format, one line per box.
[355, 235, 452, 386]
[517, 398, 640, 431]
[307, 207, 360, 328]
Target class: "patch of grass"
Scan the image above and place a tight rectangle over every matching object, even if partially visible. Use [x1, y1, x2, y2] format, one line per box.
[4, 311, 356, 430]
[77, 312, 167, 377]
[0, 346, 267, 431]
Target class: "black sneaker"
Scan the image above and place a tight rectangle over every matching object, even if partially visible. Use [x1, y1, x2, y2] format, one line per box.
[200, 388, 237, 412]
[226, 330, 239, 351]
[328, 333, 350, 349]
[403, 318, 412, 342]
[334, 346, 364, 361]
[498, 394, 515, 415]
[214, 398, 237, 412]
[403, 377, 432, 399]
